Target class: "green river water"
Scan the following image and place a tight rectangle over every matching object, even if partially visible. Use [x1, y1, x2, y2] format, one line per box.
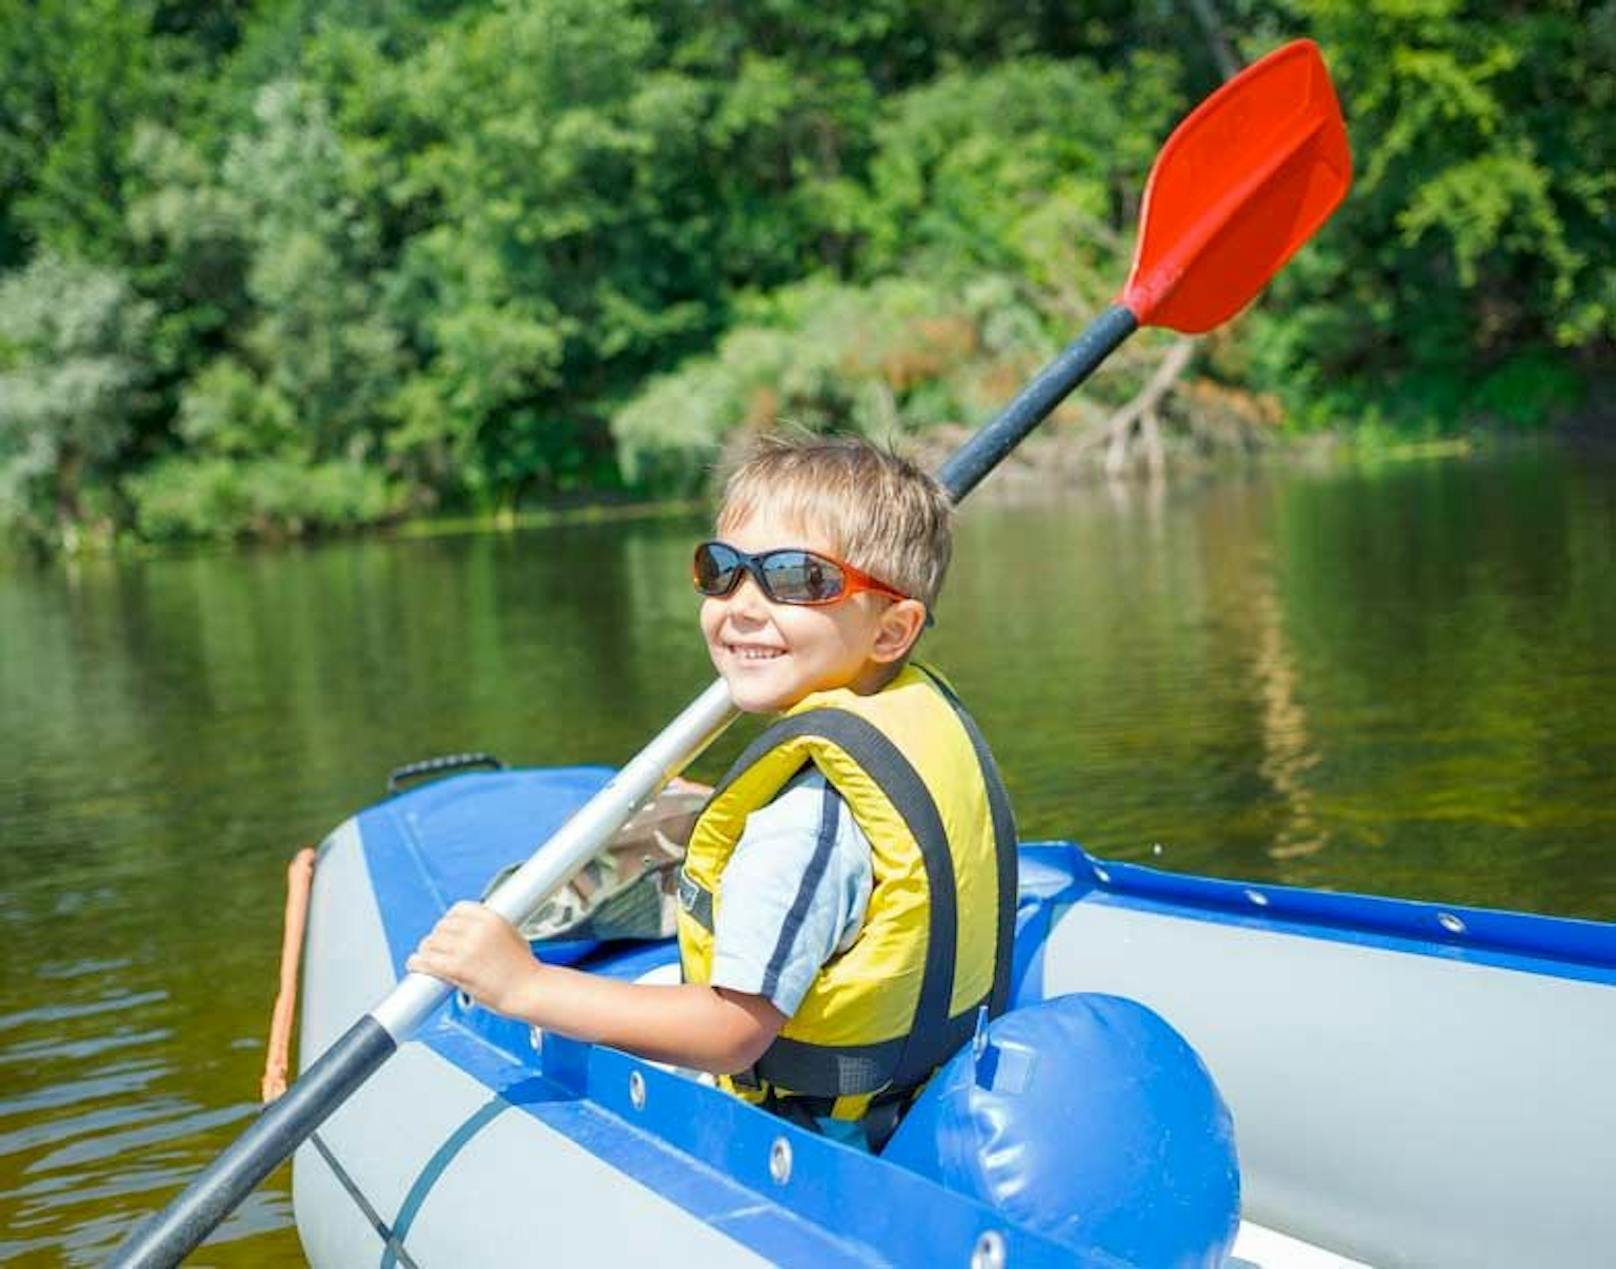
[2, 449, 1614, 1264]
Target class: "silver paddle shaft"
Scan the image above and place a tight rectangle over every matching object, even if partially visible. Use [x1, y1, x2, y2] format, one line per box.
[371, 677, 738, 1039]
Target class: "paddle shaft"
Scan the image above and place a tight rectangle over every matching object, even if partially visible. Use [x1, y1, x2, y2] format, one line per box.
[937, 305, 1137, 500]
[107, 303, 1141, 1267]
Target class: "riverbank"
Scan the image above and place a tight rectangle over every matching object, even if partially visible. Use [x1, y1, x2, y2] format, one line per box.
[4, 423, 1601, 567]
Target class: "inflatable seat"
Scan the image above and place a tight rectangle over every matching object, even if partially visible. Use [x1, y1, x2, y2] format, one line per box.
[882, 993, 1240, 1266]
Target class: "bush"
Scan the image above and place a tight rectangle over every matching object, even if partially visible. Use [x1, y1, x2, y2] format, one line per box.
[127, 455, 396, 540]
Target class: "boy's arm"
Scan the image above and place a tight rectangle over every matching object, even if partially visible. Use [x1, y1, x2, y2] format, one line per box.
[408, 901, 785, 1075]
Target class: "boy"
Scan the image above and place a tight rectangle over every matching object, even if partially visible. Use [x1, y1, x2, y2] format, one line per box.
[410, 434, 1016, 1149]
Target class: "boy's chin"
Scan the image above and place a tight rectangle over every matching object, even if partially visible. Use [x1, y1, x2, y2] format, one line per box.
[727, 685, 795, 715]
[720, 671, 804, 715]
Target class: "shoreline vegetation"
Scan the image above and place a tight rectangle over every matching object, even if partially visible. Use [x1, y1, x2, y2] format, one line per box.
[4, 426, 1582, 565]
[3, 2, 1611, 555]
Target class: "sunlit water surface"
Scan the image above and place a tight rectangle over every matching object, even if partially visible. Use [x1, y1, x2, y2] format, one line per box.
[2, 450, 1613, 1263]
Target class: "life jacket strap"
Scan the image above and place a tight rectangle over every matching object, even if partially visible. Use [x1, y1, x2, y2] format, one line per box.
[677, 867, 714, 932]
[757, 1084, 922, 1152]
[911, 664, 1020, 1019]
[742, 997, 985, 1099]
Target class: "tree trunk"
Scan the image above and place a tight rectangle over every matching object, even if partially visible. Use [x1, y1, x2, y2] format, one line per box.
[55, 444, 84, 537]
[1182, 0, 1242, 81]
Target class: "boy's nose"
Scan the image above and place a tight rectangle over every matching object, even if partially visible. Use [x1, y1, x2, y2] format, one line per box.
[724, 572, 771, 619]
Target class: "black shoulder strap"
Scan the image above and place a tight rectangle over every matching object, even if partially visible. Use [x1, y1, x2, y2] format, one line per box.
[911, 665, 1019, 1019]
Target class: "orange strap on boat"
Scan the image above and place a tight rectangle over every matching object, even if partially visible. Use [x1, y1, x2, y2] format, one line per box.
[261, 847, 317, 1104]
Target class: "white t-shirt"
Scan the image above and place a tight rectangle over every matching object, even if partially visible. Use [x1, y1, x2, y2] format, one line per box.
[708, 769, 873, 1016]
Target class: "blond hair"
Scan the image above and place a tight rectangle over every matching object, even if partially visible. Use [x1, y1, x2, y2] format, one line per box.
[716, 433, 953, 608]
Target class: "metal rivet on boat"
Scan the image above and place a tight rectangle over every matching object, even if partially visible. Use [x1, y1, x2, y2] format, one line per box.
[970, 1230, 1007, 1269]
[1244, 888, 1269, 907]
[768, 1136, 792, 1186]
[1092, 864, 1111, 884]
[628, 1069, 646, 1111]
[1438, 911, 1466, 935]
[455, 989, 475, 1011]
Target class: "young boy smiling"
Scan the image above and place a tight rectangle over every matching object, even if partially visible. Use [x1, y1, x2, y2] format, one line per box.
[410, 434, 1016, 1147]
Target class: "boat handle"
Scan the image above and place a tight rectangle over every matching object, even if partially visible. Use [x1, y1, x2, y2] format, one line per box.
[386, 751, 506, 794]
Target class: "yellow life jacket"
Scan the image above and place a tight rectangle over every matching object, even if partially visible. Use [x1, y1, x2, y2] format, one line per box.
[677, 663, 1017, 1121]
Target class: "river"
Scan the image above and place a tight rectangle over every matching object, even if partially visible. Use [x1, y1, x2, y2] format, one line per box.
[2, 447, 1613, 1263]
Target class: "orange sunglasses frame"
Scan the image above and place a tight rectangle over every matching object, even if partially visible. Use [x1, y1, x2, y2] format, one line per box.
[692, 540, 909, 606]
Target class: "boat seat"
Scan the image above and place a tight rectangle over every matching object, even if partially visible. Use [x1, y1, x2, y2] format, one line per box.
[882, 991, 1241, 1266]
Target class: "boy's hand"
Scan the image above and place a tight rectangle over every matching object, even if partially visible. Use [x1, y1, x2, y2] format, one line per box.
[407, 901, 540, 1018]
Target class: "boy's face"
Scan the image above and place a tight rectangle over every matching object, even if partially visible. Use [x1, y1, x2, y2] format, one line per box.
[700, 509, 922, 714]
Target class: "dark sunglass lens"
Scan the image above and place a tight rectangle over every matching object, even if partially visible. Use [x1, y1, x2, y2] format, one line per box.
[694, 544, 741, 595]
[762, 551, 843, 602]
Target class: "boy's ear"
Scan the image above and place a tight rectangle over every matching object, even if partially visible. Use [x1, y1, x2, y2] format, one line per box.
[870, 598, 929, 663]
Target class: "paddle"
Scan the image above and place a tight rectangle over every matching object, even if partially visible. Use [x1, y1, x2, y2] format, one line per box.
[112, 38, 1349, 1267]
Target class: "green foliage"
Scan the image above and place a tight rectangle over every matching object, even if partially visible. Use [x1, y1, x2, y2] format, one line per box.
[615, 270, 1082, 490]
[613, 53, 1183, 486]
[1469, 349, 1586, 430]
[221, 79, 402, 456]
[612, 276, 951, 489]
[854, 54, 1181, 281]
[0, 253, 153, 544]
[0, 0, 1610, 545]
[126, 453, 394, 540]
[0, 0, 160, 264]
[124, 124, 253, 378]
[1237, 0, 1614, 429]
[378, 0, 675, 504]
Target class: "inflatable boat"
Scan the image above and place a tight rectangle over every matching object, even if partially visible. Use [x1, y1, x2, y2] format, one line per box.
[290, 765, 1616, 1268]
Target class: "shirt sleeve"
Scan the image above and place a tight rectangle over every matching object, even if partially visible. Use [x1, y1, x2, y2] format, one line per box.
[709, 771, 873, 1017]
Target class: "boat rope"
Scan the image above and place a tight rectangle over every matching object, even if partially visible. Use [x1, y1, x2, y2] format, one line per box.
[260, 845, 430, 1266]
[261, 847, 317, 1104]
[306, 1130, 425, 1269]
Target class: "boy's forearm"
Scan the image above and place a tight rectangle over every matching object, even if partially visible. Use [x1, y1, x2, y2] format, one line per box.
[409, 901, 783, 1073]
[506, 962, 782, 1074]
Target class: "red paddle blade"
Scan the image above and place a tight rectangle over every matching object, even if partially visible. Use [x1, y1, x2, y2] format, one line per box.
[1119, 39, 1351, 334]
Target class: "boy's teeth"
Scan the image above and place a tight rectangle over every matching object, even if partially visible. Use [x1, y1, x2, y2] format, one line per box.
[734, 647, 782, 660]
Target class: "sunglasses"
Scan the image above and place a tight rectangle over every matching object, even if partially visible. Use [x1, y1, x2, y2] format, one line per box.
[692, 540, 909, 607]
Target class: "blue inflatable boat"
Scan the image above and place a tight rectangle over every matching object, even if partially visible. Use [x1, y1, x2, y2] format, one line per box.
[291, 766, 1616, 1268]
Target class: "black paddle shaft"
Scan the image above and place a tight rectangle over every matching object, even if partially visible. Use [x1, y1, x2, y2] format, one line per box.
[936, 303, 1138, 502]
[108, 1017, 396, 1268]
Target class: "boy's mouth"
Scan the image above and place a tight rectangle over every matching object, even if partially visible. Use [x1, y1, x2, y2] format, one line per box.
[725, 642, 785, 663]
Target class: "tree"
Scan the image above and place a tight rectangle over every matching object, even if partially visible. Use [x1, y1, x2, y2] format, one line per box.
[122, 79, 404, 539]
[0, 254, 154, 545]
[1236, 0, 1613, 429]
[0, 0, 160, 265]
